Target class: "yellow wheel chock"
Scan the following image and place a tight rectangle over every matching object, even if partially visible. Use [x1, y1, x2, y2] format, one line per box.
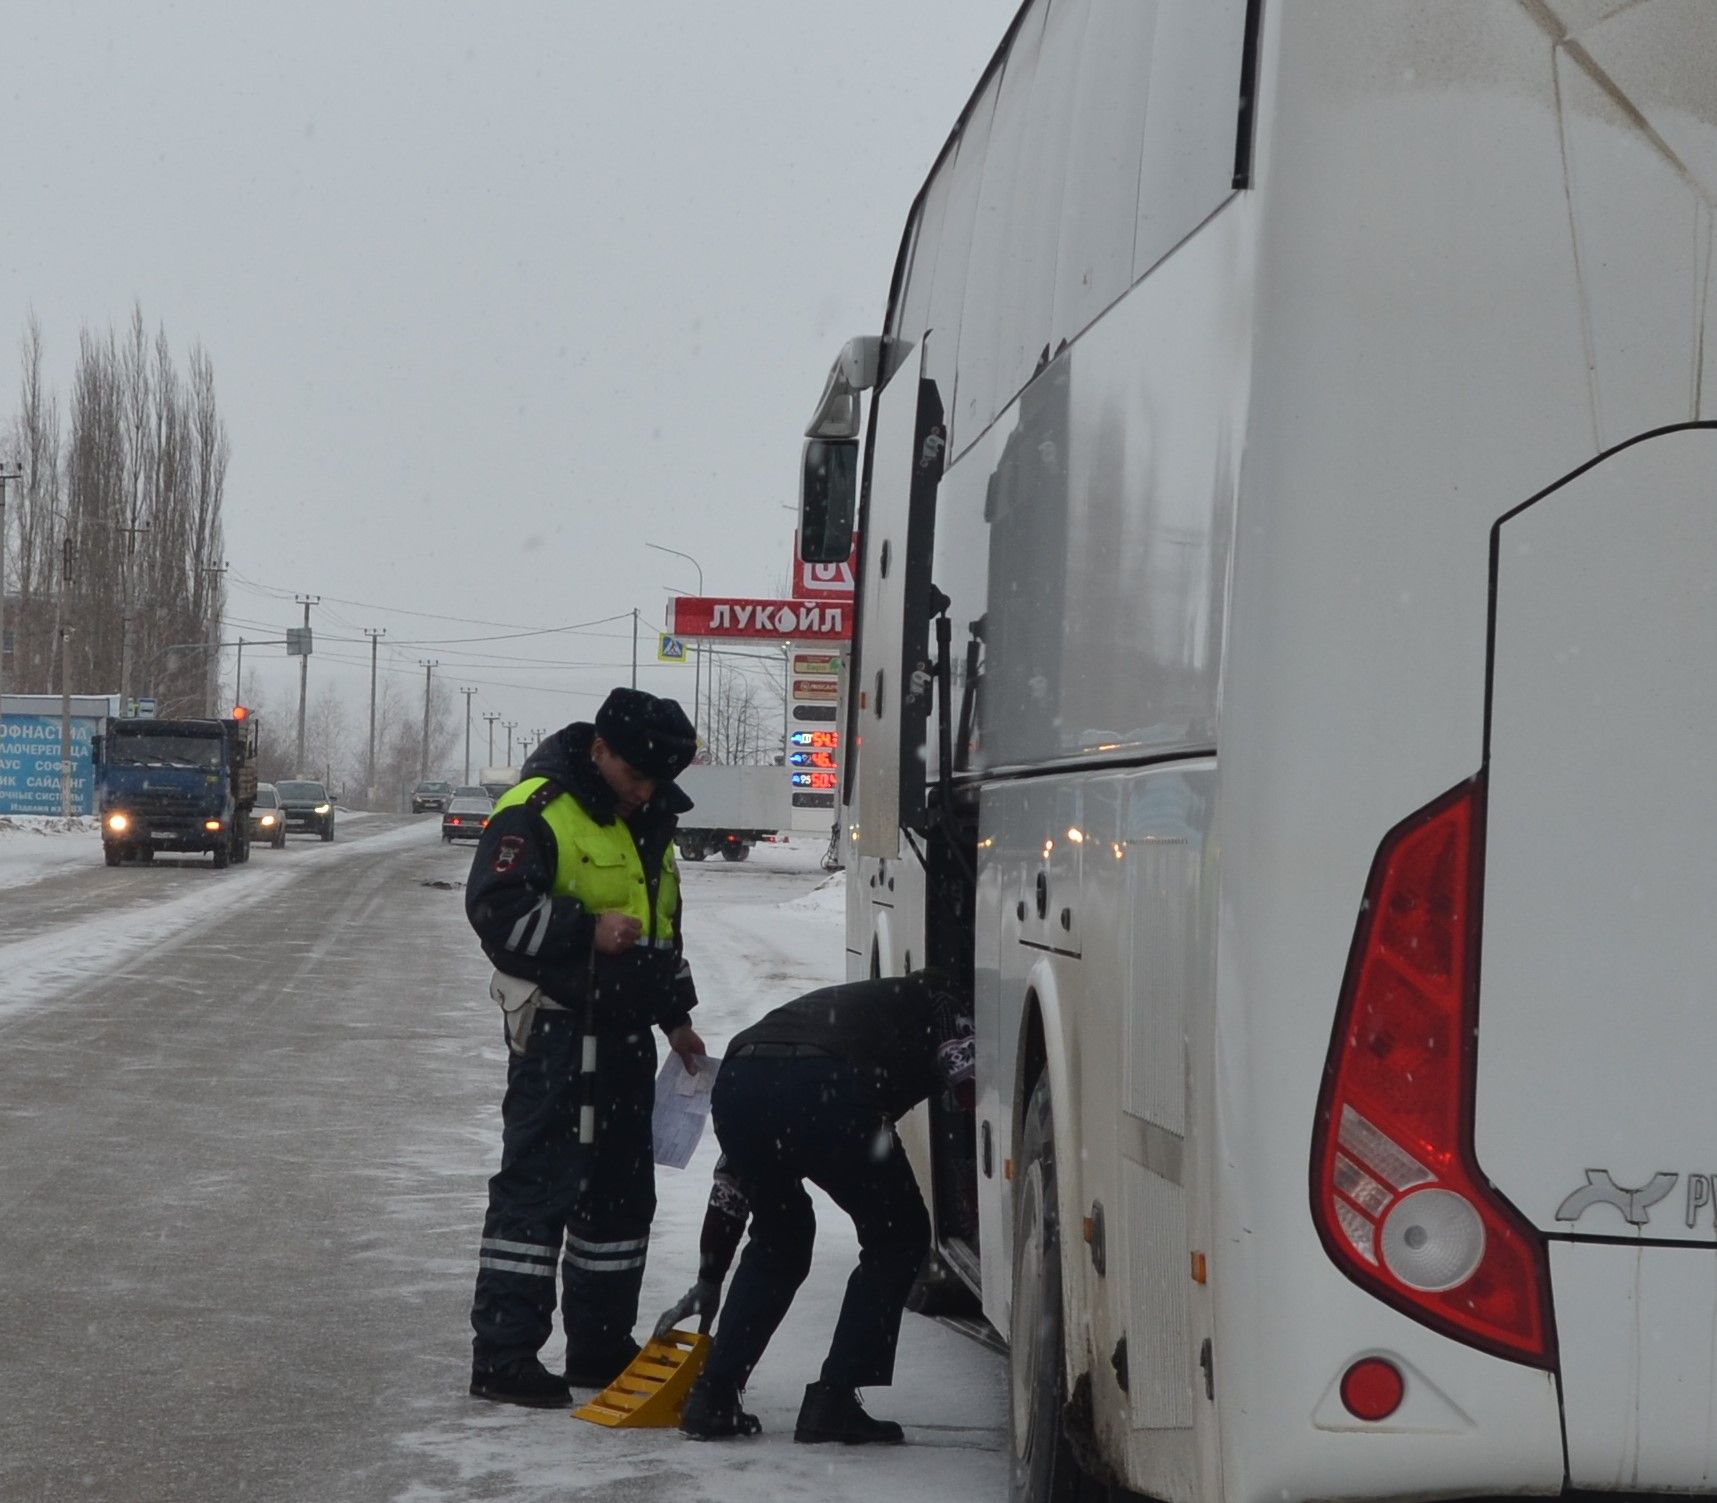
[572, 1329, 711, 1428]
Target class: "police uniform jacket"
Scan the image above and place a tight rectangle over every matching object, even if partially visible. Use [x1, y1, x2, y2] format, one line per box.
[728, 974, 956, 1121]
[465, 722, 697, 1034]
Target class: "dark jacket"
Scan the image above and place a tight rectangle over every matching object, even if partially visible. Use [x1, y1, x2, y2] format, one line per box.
[465, 722, 698, 1034]
[729, 974, 954, 1121]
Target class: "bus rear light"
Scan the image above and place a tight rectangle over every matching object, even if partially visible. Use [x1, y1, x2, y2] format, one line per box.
[1340, 1357, 1405, 1422]
[1311, 778, 1555, 1367]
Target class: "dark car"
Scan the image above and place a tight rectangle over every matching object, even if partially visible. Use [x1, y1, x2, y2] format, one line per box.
[248, 783, 288, 849]
[277, 779, 336, 841]
[411, 780, 453, 813]
[442, 794, 492, 844]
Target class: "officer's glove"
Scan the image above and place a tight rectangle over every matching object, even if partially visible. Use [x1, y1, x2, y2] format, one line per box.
[653, 1279, 720, 1339]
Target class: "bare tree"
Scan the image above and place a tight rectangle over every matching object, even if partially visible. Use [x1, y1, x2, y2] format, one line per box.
[8, 311, 228, 711]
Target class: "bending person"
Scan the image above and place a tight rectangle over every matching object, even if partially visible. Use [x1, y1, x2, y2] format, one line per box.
[673, 971, 973, 1444]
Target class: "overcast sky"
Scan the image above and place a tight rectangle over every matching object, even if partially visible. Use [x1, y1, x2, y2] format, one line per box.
[3, 1, 1011, 761]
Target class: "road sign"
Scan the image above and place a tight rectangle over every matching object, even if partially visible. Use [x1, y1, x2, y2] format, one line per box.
[286, 627, 313, 656]
[657, 633, 687, 663]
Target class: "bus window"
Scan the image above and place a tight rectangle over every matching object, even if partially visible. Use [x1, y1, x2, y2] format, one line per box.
[1133, 0, 1249, 280]
[991, 0, 1088, 408]
[954, 0, 1048, 446]
[1052, 0, 1157, 347]
[924, 69, 999, 456]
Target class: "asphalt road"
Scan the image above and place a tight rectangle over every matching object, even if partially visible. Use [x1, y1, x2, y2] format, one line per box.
[0, 821, 1008, 1502]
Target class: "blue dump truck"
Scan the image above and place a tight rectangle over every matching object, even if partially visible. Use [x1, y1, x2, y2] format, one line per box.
[94, 711, 260, 869]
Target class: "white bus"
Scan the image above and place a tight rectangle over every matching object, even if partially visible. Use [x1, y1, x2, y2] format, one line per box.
[797, 3, 1717, 1501]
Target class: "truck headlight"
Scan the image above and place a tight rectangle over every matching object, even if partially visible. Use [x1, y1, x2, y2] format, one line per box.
[204, 819, 224, 832]
[107, 813, 129, 833]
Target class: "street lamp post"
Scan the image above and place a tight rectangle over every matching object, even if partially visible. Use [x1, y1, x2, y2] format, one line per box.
[646, 542, 704, 738]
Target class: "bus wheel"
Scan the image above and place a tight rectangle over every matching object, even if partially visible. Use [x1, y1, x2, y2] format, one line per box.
[103, 843, 122, 867]
[1010, 1075, 1086, 1503]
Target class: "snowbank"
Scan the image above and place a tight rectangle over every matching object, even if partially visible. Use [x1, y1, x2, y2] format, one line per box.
[0, 815, 103, 893]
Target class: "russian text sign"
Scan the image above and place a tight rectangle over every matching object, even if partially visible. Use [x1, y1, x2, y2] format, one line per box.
[668, 597, 851, 643]
[0, 714, 97, 815]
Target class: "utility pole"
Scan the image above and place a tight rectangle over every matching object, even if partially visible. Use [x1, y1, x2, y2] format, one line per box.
[503, 720, 517, 764]
[460, 687, 477, 783]
[233, 638, 244, 705]
[0, 459, 21, 713]
[295, 594, 319, 773]
[483, 711, 500, 766]
[60, 622, 72, 817]
[364, 628, 385, 806]
[418, 660, 438, 782]
[631, 608, 639, 689]
[204, 560, 227, 715]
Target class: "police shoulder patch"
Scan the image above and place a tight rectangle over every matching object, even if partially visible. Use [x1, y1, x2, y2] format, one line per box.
[492, 834, 526, 874]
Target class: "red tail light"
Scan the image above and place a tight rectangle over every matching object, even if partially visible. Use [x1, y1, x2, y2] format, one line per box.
[1311, 777, 1555, 1367]
[450, 817, 461, 826]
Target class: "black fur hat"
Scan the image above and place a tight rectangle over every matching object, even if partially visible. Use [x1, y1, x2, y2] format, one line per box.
[594, 688, 697, 780]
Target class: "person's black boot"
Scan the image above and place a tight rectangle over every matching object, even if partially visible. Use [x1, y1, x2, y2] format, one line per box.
[469, 1356, 571, 1408]
[679, 1374, 763, 1440]
[793, 1382, 905, 1445]
[563, 1340, 640, 1389]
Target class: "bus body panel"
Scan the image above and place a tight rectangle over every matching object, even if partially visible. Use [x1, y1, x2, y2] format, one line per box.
[830, 0, 1717, 1498]
[1212, 3, 1717, 1501]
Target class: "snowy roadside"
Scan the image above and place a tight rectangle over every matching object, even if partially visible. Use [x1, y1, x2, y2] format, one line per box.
[402, 839, 1010, 1502]
[0, 818, 436, 1025]
[0, 815, 103, 893]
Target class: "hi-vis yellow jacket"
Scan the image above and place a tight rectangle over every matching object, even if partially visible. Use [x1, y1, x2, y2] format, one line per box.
[465, 724, 696, 1032]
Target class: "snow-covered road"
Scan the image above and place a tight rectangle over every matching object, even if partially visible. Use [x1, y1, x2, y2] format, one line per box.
[0, 821, 1007, 1501]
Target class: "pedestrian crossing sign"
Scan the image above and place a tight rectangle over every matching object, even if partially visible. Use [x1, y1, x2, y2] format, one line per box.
[657, 633, 688, 663]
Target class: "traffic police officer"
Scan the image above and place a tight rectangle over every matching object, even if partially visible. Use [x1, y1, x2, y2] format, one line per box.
[671, 971, 974, 1443]
[464, 687, 703, 1406]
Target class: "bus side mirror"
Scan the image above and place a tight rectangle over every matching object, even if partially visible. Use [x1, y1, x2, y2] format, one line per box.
[800, 437, 858, 563]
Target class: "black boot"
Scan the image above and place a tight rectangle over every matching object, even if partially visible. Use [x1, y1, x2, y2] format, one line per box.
[564, 1340, 640, 1389]
[469, 1356, 571, 1408]
[679, 1374, 763, 1440]
[793, 1381, 905, 1445]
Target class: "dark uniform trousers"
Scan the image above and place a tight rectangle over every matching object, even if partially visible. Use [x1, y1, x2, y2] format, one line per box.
[471, 1011, 657, 1367]
[703, 1055, 931, 1389]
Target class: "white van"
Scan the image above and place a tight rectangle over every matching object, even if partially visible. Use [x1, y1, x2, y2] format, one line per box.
[798, 3, 1717, 1501]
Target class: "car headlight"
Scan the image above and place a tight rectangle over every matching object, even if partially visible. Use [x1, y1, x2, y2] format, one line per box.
[260, 814, 275, 826]
[107, 813, 129, 833]
[315, 804, 331, 815]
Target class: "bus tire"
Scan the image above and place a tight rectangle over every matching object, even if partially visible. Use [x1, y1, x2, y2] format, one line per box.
[103, 843, 122, 867]
[1010, 1075, 1088, 1503]
[212, 841, 230, 869]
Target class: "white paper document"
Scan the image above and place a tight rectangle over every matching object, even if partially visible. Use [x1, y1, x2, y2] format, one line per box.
[652, 1053, 720, 1169]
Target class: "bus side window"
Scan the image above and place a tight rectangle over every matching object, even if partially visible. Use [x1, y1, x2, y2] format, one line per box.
[1133, 0, 1250, 281]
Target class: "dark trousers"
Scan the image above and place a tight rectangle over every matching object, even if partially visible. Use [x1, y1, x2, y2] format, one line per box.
[704, 1055, 930, 1389]
[470, 1012, 656, 1368]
